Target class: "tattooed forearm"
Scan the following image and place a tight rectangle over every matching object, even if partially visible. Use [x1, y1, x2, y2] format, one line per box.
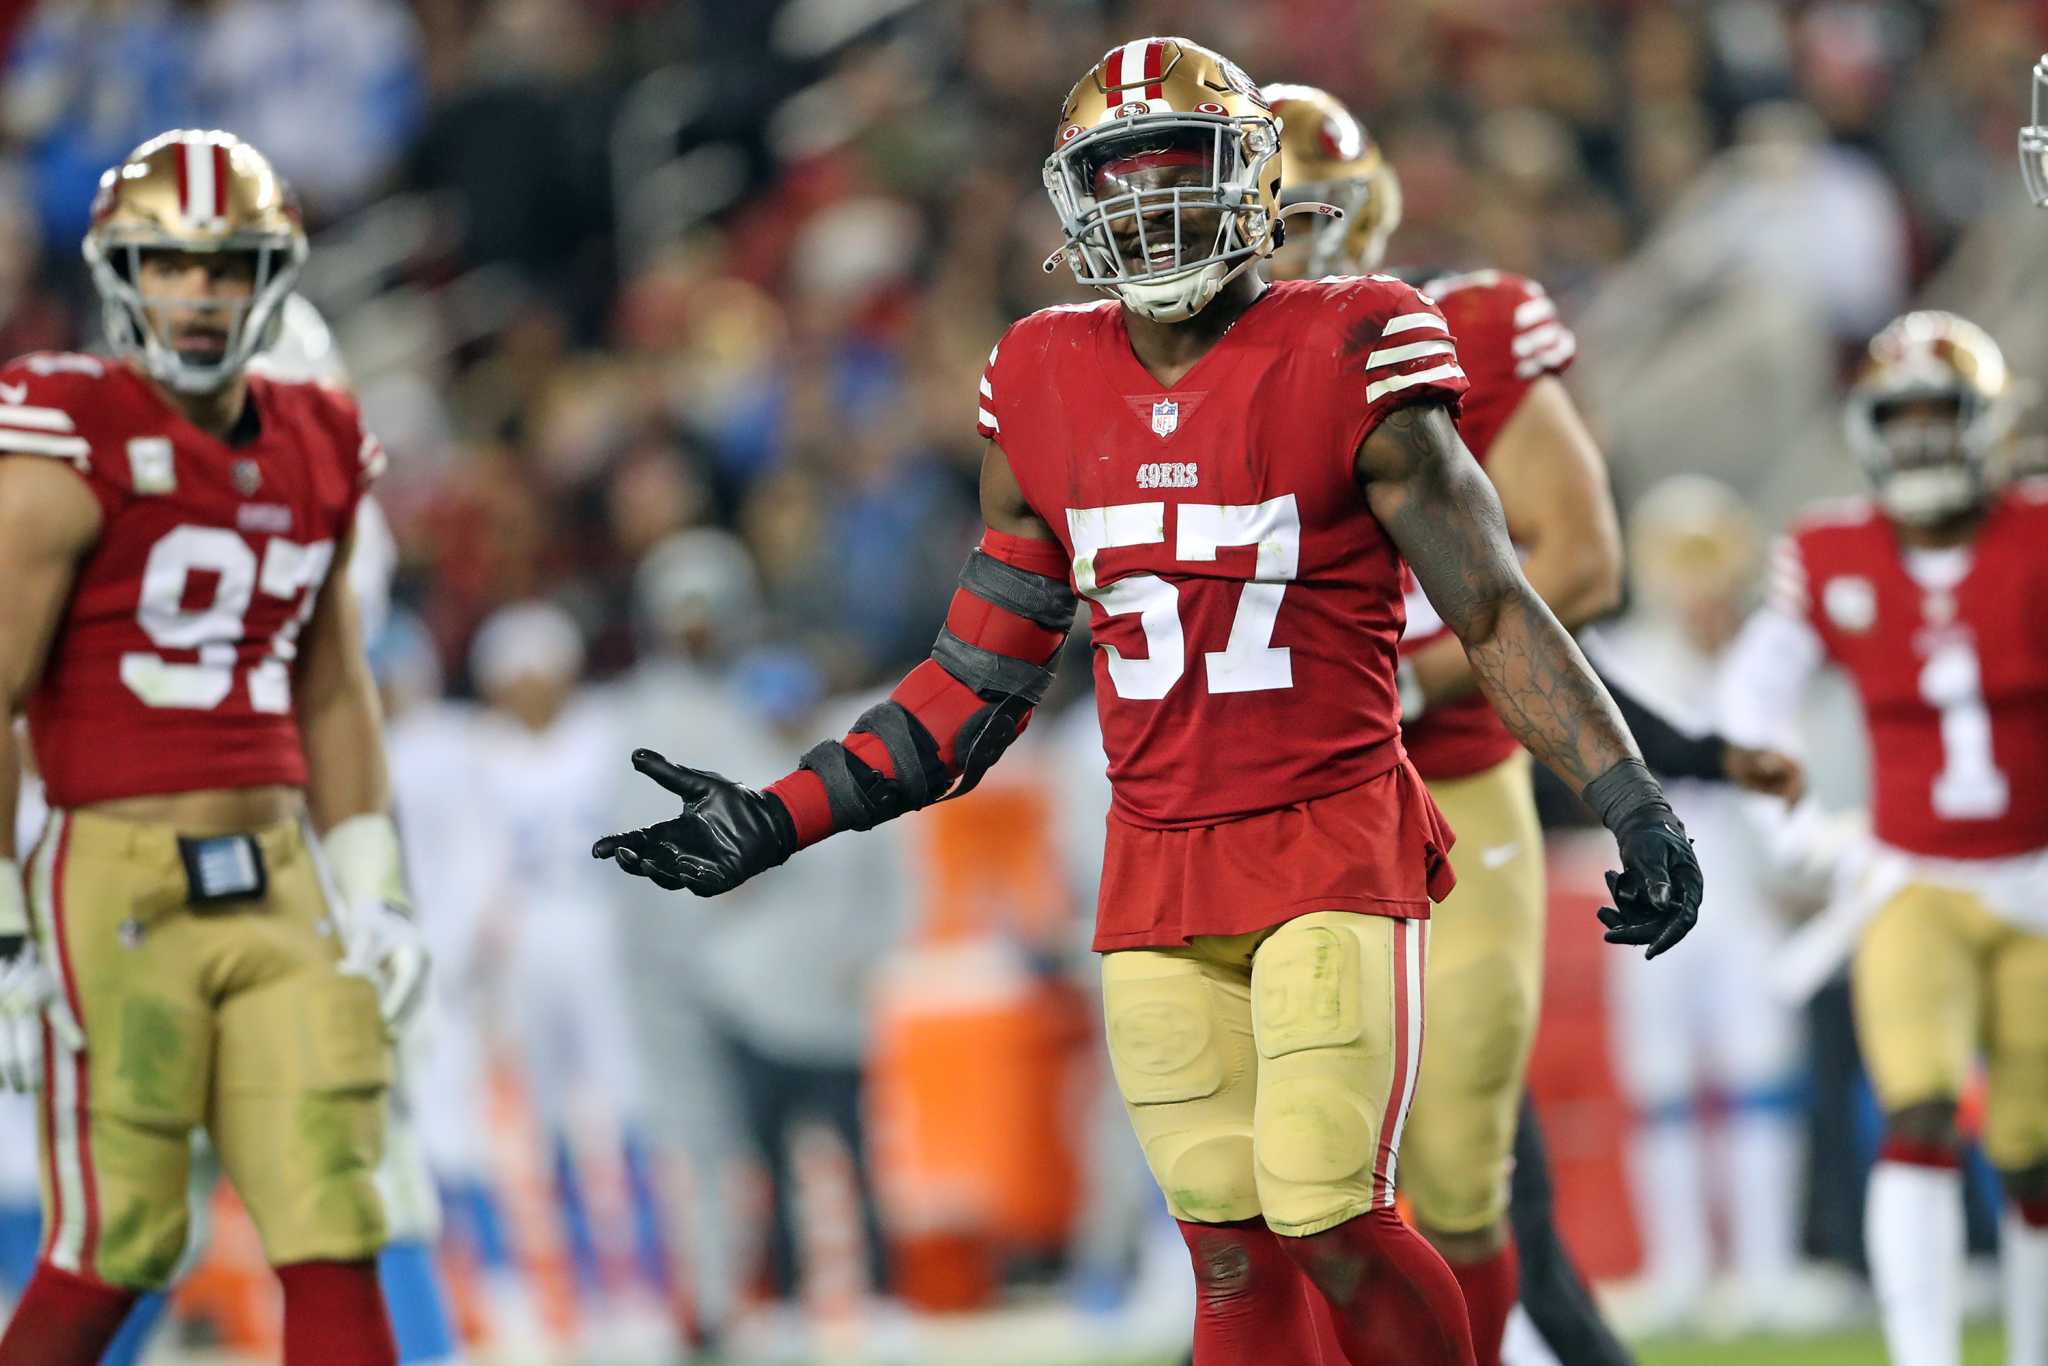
[1358, 404, 1637, 793]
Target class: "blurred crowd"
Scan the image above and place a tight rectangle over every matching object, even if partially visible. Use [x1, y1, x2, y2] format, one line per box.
[5, 0, 2048, 1359]
[0, 0, 2040, 698]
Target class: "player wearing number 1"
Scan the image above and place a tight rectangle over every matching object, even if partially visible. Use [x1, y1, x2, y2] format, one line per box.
[0, 131, 425, 1364]
[596, 37, 1703, 1366]
[1721, 312, 2048, 1366]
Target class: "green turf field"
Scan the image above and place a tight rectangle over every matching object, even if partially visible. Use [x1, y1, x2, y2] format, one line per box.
[1076, 1324, 2004, 1366]
[1633, 1324, 2002, 1365]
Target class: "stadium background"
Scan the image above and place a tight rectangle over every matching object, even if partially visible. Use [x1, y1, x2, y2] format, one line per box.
[1, 0, 2044, 1362]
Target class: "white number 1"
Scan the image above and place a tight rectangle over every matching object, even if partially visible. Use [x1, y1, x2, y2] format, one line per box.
[1067, 495, 1301, 701]
[1918, 636, 2009, 819]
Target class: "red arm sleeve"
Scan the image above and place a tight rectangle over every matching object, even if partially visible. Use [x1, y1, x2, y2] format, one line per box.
[765, 527, 1074, 849]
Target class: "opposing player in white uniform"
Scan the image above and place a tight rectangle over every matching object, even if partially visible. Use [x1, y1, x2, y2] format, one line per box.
[1592, 477, 1807, 1335]
[469, 601, 672, 1357]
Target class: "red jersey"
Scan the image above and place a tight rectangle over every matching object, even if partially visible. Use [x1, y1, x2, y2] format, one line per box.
[1781, 486, 2048, 860]
[1398, 270, 1578, 781]
[977, 277, 1467, 947]
[5, 353, 380, 808]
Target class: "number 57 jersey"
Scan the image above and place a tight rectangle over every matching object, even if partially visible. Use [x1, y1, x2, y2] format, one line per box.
[4, 352, 378, 808]
[979, 278, 1469, 947]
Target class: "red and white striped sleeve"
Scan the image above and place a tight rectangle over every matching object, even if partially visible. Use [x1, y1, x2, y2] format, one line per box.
[1765, 532, 1811, 620]
[0, 358, 124, 522]
[975, 341, 1002, 442]
[1508, 284, 1577, 381]
[1349, 285, 1470, 448]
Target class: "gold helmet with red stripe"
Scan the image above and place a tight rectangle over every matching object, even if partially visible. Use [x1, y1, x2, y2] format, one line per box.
[1844, 311, 2013, 526]
[1043, 37, 1327, 322]
[82, 129, 308, 393]
[1263, 83, 1402, 277]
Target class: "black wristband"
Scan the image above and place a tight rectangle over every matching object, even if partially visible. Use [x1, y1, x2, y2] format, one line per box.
[0, 934, 23, 960]
[1581, 757, 1675, 834]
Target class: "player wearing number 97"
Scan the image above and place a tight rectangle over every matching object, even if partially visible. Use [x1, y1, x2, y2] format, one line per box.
[1722, 311, 2048, 1366]
[596, 36, 1702, 1366]
[0, 130, 422, 1365]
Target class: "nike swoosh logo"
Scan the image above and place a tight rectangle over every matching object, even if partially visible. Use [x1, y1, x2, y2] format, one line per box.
[0, 383, 28, 405]
[1480, 842, 1522, 870]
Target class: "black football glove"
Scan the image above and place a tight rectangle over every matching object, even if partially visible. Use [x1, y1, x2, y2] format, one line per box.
[592, 749, 796, 896]
[1583, 759, 1704, 960]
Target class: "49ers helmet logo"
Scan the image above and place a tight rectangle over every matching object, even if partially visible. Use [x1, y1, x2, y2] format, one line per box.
[1115, 101, 1150, 118]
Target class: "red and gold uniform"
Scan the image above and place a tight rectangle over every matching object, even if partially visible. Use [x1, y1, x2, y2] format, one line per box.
[1393, 268, 1579, 1236]
[6, 350, 393, 1285]
[1727, 487, 2048, 1170]
[979, 271, 1468, 1234]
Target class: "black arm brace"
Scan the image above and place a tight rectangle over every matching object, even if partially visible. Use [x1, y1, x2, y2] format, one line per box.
[798, 548, 1078, 833]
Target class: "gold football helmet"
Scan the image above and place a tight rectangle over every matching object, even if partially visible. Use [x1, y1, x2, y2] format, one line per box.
[82, 129, 308, 394]
[1264, 83, 1402, 277]
[1844, 311, 2012, 526]
[1043, 37, 1324, 322]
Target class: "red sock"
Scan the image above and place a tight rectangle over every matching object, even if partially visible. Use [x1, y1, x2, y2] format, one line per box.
[1445, 1237, 1518, 1366]
[0, 1261, 139, 1365]
[277, 1259, 397, 1366]
[1277, 1207, 1476, 1366]
[1178, 1218, 1333, 1365]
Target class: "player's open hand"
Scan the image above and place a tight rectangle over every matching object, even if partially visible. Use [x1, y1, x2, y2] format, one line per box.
[1723, 744, 1806, 803]
[1596, 811, 1704, 960]
[593, 749, 796, 896]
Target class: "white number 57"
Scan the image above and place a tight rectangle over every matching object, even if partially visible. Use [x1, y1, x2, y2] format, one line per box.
[1067, 495, 1300, 701]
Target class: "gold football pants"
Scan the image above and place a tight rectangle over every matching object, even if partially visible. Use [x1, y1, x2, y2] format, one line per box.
[1101, 909, 1428, 1237]
[1853, 880, 2048, 1171]
[1400, 751, 1546, 1235]
[28, 809, 390, 1288]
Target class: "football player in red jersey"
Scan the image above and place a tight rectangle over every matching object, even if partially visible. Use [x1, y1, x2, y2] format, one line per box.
[598, 38, 1703, 1366]
[1722, 313, 2048, 1366]
[1262, 82, 1620, 1366]
[0, 131, 426, 1365]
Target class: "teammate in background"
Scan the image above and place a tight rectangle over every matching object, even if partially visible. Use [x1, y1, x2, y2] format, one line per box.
[1263, 84, 1618, 1365]
[1592, 478, 1809, 1337]
[1262, 85, 1800, 1366]
[67, 296, 466, 1366]
[1721, 312, 2048, 1366]
[597, 37, 1703, 1366]
[0, 131, 426, 1364]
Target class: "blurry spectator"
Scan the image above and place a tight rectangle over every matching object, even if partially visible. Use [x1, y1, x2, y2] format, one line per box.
[3, 0, 200, 248]
[192, 0, 423, 219]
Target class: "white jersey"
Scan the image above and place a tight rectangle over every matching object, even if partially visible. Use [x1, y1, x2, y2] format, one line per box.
[1590, 619, 1800, 1100]
[473, 694, 645, 1126]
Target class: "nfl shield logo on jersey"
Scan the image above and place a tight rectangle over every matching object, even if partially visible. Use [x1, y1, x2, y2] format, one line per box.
[232, 459, 262, 496]
[1152, 399, 1179, 437]
[1823, 576, 1876, 633]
